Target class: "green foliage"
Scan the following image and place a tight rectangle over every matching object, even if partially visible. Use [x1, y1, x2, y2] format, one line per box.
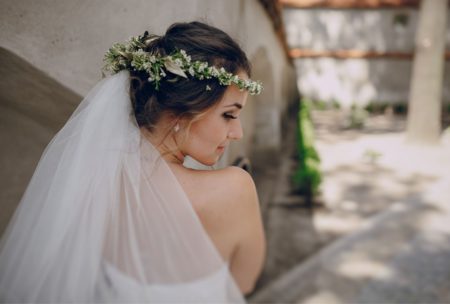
[393, 13, 409, 27]
[330, 99, 341, 110]
[103, 32, 263, 95]
[364, 102, 408, 115]
[392, 103, 407, 114]
[309, 98, 327, 110]
[364, 102, 387, 114]
[347, 104, 369, 129]
[305, 98, 340, 111]
[293, 100, 322, 196]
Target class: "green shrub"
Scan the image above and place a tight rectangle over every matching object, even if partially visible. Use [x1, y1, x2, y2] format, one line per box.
[347, 104, 369, 129]
[312, 99, 327, 110]
[392, 103, 407, 114]
[293, 100, 322, 197]
[331, 99, 341, 109]
[364, 101, 408, 114]
[305, 98, 340, 111]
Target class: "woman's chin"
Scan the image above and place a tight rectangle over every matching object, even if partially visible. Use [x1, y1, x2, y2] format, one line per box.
[188, 155, 218, 167]
[187, 147, 227, 167]
[200, 159, 218, 167]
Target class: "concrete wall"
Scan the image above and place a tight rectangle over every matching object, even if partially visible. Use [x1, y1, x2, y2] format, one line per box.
[0, 0, 299, 232]
[283, 7, 450, 107]
[0, 1, 282, 94]
[0, 0, 298, 158]
[0, 48, 81, 235]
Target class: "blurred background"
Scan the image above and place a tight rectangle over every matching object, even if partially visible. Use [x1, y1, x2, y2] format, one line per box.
[1, 0, 449, 303]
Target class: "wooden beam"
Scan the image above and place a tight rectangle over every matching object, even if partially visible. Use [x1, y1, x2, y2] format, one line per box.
[280, 0, 421, 9]
[289, 48, 450, 59]
[258, 0, 293, 63]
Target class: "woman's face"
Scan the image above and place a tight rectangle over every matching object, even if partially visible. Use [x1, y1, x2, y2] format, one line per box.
[178, 78, 249, 166]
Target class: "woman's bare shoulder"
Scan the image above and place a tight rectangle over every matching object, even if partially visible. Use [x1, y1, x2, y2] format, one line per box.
[173, 165, 259, 229]
[170, 165, 256, 208]
[194, 166, 257, 205]
[208, 165, 254, 185]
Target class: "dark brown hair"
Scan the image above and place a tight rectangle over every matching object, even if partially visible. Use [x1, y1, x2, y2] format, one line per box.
[130, 21, 251, 131]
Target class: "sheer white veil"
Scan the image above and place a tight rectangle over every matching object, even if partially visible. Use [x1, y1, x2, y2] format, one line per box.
[0, 71, 244, 303]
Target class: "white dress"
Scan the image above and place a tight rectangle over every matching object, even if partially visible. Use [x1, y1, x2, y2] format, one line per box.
[96, 262, 230, 303]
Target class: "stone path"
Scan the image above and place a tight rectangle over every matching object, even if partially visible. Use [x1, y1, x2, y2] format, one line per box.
[250, 110, 450, 303]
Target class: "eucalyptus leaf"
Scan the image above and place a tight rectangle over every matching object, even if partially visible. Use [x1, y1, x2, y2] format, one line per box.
[164, 58, 187, 78]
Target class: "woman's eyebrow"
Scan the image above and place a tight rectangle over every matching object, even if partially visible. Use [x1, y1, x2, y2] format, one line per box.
[224, 102, 242, 109]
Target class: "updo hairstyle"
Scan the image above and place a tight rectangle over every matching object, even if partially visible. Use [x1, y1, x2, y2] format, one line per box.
[130, 21, 251, 132]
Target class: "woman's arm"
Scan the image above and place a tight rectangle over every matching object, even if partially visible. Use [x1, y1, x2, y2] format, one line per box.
[180, 165, 266, 294]
[227, 167, 266, 295]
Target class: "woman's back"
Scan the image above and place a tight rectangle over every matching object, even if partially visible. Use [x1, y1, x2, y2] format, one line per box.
[169, 164, 265, 293]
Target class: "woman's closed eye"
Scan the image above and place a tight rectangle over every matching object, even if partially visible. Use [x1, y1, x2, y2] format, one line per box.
[223, 113, 238, 120]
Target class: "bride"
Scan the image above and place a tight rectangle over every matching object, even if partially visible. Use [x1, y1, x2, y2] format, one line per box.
[0, 21, 265, 303]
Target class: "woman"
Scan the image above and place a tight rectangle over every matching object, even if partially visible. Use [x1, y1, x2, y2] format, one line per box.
[0, 21, 265, 303]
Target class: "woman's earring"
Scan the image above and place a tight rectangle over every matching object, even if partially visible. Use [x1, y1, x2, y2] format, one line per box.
[174, 123, 180, 133]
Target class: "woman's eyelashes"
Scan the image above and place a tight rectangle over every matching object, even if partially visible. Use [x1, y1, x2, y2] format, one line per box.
[223, 112, 238, 120]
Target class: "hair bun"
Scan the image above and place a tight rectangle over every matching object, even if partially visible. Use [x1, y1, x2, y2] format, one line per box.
[143, 32, 161, 47]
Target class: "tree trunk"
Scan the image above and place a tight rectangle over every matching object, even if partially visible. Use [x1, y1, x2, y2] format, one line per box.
[406, 0, 448, 144]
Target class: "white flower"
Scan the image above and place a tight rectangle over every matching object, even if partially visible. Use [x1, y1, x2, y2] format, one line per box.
[210, 67, 219, 77]
[142, 62, 152, 70]
[103, 36, 263, 95]
[199, 62, 208, 72]
[180, 50, 191, 63]
[174, 58, 183, 66]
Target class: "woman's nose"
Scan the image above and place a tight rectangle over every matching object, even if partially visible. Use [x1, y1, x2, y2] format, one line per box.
[228, 119, 243, 140]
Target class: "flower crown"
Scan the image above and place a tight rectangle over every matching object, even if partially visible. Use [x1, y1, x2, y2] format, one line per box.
[103, 32, 263, 95]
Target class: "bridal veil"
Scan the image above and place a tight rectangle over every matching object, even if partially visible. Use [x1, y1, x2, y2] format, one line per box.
[0, 71, 244, 303]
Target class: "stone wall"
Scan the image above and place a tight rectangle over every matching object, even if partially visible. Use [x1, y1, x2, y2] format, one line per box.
[283, 7, 450, 107]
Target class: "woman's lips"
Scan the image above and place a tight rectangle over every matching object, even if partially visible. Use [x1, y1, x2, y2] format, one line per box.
[217, 145, 226, 153]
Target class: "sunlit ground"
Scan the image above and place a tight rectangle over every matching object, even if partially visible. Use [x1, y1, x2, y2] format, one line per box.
[251, 109, 450, 303]
[314, 110, 450, 241]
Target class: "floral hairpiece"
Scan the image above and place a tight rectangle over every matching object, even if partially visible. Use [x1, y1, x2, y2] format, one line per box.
[103, 32, 263, 95]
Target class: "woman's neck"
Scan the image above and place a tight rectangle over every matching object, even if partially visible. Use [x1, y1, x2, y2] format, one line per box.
[140, 126, 185, 165]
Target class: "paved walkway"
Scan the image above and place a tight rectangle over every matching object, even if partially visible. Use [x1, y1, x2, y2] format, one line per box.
[251, 111, 450, 303]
